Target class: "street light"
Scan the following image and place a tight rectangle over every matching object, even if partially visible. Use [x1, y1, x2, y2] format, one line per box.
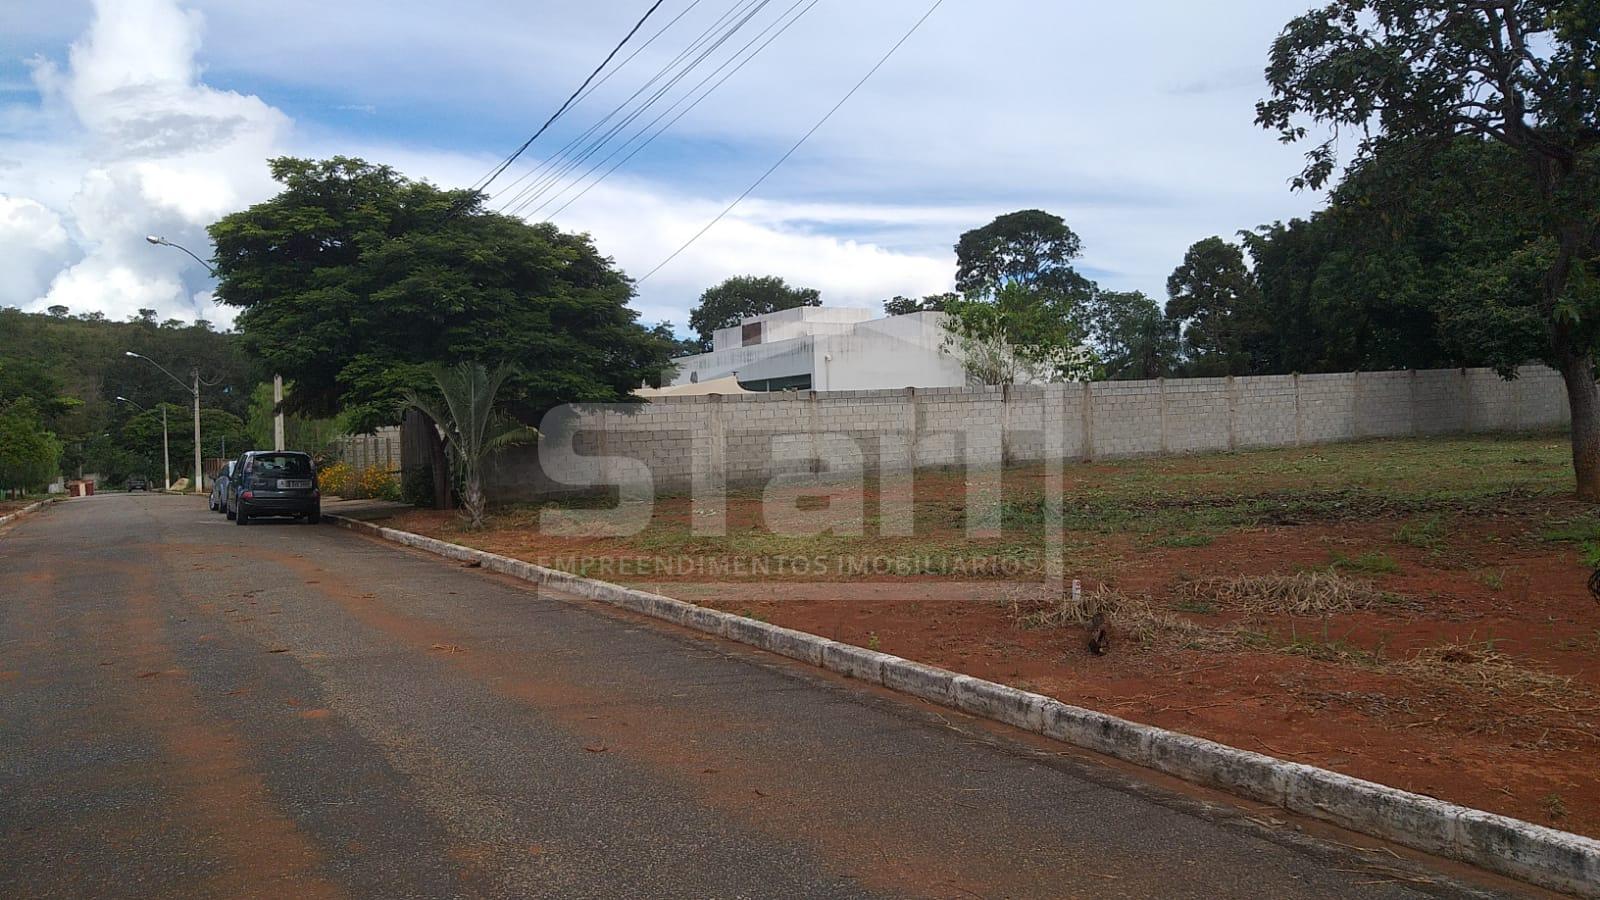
[145, 234, 285, 451]
[125, 351, 202, 494]
[116, 395, 170, 490]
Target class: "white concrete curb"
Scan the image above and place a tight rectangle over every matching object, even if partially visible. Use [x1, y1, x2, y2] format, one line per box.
[0, 498, 55, 531]
[327, 513, 1600, 896]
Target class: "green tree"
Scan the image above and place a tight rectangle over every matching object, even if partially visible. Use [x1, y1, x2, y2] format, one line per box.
[1242, 138, 1542, 374]
[687, 276, 821, 351]
[123, 406, 253, 469]
[209, 157, 674, 506]
[941, 284, 1098, 385]
[954, 209, 1094, 297]
[883, 292, 957, 316]
[400, 363, 537, 529]
[1166, 237, 1270, 376]
[1258, 0, 1600, 497]
[0, 400, 62, 496]
[1088, 290, 1180, 380]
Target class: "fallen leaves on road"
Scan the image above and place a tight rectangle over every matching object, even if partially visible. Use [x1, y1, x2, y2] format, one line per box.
[431, 643, 465, 653]
[583, 744, 608, 753]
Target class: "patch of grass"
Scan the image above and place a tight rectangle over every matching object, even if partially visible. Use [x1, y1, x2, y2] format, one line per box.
[1543, 793, 1568, 822]
[1175, 570, 1395, 615]
[1151, 533, 1215, 548]
[1402, 641, 1577, 699]
[1330, 550, 1402, 575]
[1174, 599, 1217, 615]
[1540, 516, 1600, 544]
[1476, 569, 1506, 590]
[866, 631, 881, 651]
[1395, 513, 1451, 551]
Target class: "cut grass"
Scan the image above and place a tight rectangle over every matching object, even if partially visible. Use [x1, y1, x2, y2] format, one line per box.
[1331, 550, 1402, 575]
[1173, 570, 1393, 616]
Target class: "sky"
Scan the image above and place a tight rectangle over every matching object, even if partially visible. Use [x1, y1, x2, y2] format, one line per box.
[0, 0, 1331, 333]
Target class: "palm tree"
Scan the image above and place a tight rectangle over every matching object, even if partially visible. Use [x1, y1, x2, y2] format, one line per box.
[399, 362, 536, 528]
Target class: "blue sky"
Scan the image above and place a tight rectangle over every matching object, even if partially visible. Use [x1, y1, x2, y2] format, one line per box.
[0, 0, 1330, 332]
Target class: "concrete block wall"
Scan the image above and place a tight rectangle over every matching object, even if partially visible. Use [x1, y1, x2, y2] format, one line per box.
[478, 366, 1573, 502]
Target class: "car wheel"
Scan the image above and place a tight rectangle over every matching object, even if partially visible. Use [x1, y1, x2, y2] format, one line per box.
[225, 504, 235, 520]
[235, 507, 249, 525]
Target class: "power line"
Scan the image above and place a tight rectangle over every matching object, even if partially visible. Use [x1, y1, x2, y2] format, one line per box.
[532, 0, 821, 222]
[491, 0, 742, 209]
[639, 0, 946, 282]
[499, 0, 774, 217]
[464, 0, 671, 202]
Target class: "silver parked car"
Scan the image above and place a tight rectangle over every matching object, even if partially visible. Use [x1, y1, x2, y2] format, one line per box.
[208, 460, 236, 513]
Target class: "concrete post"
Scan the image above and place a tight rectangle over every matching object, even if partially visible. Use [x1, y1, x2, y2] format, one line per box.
[1081, 381, 1095, 463]
[1226, 375, 1238, 452]
[1351, 371, 1362, 440]
[1293, 373, 1303, 447]
[1157, 377, 1169, 455]
[1409, 369, 1420, 437]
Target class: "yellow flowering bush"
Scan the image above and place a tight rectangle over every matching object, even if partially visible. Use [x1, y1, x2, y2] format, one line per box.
[317, 460, 400, 500]
[317, 460, 350, 496]
[355, 464, 401, 501]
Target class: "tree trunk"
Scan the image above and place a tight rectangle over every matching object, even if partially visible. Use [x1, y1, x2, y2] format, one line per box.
[1560, 351, 1600, 501]
[424, 416, 451, 510]
[462, 475, 485, 529]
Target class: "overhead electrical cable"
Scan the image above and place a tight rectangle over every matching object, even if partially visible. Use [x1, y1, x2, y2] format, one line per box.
[498, 0, 773, 216]
[639, 0, 946, 282]
[531, 0, 822, 222]
[492, 0, 755, 208]
[461, 0, 670, 205]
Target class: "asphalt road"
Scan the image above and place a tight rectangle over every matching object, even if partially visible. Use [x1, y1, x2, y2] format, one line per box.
[0, 494, 1537, 898]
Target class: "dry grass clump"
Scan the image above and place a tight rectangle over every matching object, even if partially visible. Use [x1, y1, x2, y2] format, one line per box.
[1402, 642, 1581, 700]
[998, 583, 1233, 650]
[1173, 570, 1391, 616]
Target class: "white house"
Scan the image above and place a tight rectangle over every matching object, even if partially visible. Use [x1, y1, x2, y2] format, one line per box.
[665, 307, 969, 392]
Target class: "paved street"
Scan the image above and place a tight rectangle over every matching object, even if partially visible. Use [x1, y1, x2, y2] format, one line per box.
[0, 494, 1531, 898]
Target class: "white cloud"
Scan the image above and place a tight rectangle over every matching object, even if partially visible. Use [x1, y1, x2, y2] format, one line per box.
[2, 0, 1333, 333]
[0, 196, 74, 302]
[2, 0, 289, 325]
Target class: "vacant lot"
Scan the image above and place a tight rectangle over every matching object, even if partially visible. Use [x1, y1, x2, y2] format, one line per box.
[376, 434, 1600, 838]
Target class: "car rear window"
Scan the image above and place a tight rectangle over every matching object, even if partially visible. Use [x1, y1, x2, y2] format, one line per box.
[251, 454, 313, 477]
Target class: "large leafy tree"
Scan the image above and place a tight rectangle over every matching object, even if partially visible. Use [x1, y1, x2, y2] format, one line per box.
[209, 157, 674, 505]
[1244, 137, 1543, 374]
[687, 275, 820, 351]
[1089, 290, 1180, 381]
[1258, 0, 1600, 497]
[1166, 237, 1272, 376]
[945, 210, 1098, 383]
[954, 209, 1092, 297]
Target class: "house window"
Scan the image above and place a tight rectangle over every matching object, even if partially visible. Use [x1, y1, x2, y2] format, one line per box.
[741, 322, 763, 346]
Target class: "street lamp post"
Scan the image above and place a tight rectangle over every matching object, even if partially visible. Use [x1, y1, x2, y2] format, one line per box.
[116, 396, 169, 490]
[145, 234, 287, 452]
[125, 352, 202, 494]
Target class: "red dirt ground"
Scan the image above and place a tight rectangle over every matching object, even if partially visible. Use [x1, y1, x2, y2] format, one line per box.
[372, 447, 1600, 839]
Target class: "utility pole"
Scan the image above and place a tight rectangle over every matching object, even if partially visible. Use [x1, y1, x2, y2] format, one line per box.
[192, 367, 203, 492]
[162, 406, 171, 490]
[274, 374, 286, 451]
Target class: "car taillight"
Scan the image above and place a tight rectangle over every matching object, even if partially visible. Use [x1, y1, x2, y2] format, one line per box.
[241, 490, 254, 500]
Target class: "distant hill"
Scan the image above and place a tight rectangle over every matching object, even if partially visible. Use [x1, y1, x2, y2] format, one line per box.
[0, 307, 259, 483]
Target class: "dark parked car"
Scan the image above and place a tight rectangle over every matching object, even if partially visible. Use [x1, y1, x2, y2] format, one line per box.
[208, 460, 235, 512]
[126, 475, 149, 492]
[226, 451, 320, 525]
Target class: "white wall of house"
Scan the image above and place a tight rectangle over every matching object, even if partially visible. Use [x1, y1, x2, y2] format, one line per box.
[809, 312, 968, 391]
[672, 308, 967, 391]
